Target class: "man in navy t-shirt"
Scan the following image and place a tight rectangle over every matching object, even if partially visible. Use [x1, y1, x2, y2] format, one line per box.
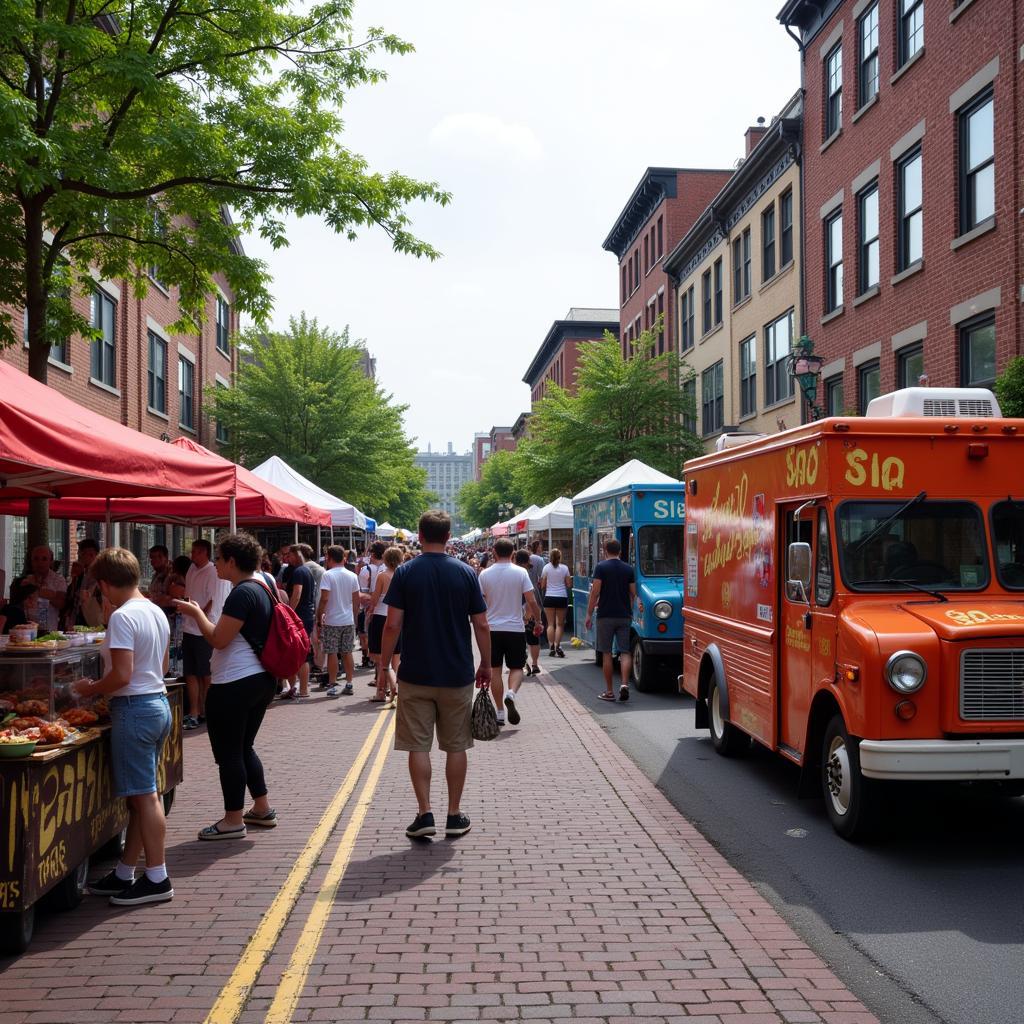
[584, 538, 637, 703]
[380, 509, 491, 840]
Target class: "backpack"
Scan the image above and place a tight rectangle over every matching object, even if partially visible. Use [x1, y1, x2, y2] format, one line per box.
[242, 577, 310, 679]
[471, 685, 500, 741]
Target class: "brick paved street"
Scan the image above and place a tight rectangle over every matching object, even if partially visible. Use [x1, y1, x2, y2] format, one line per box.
[0, 656, 878, 1024]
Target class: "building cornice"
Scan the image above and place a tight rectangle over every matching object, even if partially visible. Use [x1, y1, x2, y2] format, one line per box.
[602, 168, 681, 259]
[777, 0, 844, 46]
[522, 318, 618, 388]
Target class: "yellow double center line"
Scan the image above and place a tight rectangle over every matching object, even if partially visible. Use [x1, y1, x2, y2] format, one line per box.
[204, 712, 396, 1024]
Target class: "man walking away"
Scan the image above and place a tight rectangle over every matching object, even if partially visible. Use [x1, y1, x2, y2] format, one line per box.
[317, 546, 360, 697]
[515, 549, 542, 676]
[287, 544, 317, 697]
[379, 510, 490, 839]
[480, 539, 541, 726]
[358, 543, 386, 670]
[584, 538, 637, 702]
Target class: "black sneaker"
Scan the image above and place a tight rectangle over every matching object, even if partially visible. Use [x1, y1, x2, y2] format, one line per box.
[406, 812, 436, 838]
[548, 646, 556, 656]
[109, 875, 173, 907]
[445, 813, 471, 837]
[504, 694, 520, 725]
[88, 870, 133, 897]
[555, 647, 566, 658]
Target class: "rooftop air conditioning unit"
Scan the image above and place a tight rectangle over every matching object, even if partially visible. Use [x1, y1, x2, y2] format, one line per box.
[715, 431, 767, 451]
[865, 387, 1002, 419]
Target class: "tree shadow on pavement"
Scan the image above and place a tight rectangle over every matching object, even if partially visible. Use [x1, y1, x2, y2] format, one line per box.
[334, 841, 457, 902]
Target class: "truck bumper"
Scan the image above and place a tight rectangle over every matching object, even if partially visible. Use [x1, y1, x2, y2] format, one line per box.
[859, 738, 1024, 781]
[639, 638, 682, 657]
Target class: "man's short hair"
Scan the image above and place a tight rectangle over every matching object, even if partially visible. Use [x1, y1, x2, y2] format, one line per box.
[191, 538, 212, 557]
[289, 544, 305, 561]
[605, 538, 622, 556]
[92, 547, 141, 589]
[370, 541, 387, 559]
[530, 540, 542, 553]
[418, 509, 451, 544]
[298, 543, 315, 561]
[493, 538, 514, 558]
[514, 549, 531, 567]
[326, 545, 345, 564]
[148, 544, 169, 558]
[218, 532, 262, 573]
[78, 538, 100, 554]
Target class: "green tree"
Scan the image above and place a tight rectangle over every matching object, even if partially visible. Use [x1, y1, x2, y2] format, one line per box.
[456, 450, 528, 529]
[513, 325, 701, 505]
[1, 1, 448, 551]
[995, 356, 1024, 418]
[213, 315, 426, 521]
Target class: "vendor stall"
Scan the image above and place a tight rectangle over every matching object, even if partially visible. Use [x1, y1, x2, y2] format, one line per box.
[0, 363, 237, 952]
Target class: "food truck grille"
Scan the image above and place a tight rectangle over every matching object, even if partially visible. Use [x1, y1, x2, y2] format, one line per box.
[960, 649, 1024, 721]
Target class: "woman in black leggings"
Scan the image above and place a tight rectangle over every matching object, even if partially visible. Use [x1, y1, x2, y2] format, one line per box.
[175, 532, 278, 840]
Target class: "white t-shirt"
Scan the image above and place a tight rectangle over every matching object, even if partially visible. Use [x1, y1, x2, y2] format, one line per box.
[479, 562, 534, 633]
[358, 561, 382, 593]
[371, 571, 392, 617]
[102, 598, 169, 697]
[541, 562, 571, 598]
[320, 566, 361, 626]
[182, 560, 225, 635]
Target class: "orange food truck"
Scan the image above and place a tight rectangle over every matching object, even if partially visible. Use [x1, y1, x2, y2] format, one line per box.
[681, 388, 1024, 839]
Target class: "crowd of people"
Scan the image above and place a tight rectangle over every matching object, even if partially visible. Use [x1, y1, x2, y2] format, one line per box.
[0, 508, 638, 909]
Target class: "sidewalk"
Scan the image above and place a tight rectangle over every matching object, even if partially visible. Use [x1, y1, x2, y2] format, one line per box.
[0, 659, 879, 1024]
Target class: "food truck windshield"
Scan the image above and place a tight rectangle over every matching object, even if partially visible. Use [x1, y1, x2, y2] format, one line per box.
[636, 525, 684, 577]
[835, 499, 989, 591]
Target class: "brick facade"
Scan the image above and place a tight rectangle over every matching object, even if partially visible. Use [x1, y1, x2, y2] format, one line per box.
[604, 168, 734, 357]
[522, 307, 619, 404]
[779, 0, 1023, 414]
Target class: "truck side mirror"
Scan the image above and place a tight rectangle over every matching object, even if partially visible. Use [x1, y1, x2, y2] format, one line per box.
[787, 542, 812, 604]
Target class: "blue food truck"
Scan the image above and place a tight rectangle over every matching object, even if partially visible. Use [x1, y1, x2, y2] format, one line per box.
[571, 461, 685, 690]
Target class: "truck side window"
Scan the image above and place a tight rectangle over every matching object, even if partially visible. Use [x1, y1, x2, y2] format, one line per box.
[816, 509, 834, 606]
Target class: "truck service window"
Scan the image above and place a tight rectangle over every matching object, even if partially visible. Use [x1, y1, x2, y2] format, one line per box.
[637, 525, 683, 577]
[991, 501, 1024, 589]
[836, 501, 988, 591]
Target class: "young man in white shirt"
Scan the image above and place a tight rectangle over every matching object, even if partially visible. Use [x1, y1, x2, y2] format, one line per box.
[181, 539, 225, 729]
[357, 542, 386, 670]
[75, 548, 173, 907]
[479, 538, 542, 726]
[317, 545, 361, 697]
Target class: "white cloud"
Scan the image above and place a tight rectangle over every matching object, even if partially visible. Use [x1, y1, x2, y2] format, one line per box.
[429, 112, 544, 163]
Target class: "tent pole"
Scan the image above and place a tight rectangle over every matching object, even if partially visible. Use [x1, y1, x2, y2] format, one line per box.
[229, 496, 237, 534]
[293, 521, 299, 544]
[316, 525, 321, 559]
[348, 526, 353, 549]
[548, 527, 552, 554]
[330, 525, 334, 546]
[104, 498, 111, 549]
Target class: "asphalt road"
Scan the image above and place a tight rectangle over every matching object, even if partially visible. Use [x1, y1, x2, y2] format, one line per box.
[544, 647, 1024, 1024]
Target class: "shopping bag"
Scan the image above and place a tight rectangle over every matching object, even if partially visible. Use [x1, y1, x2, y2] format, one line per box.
[471, 686, 500, 741]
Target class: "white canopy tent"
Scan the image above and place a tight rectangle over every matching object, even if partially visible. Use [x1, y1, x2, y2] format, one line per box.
[375, 521, 397, 538]
[525, 497, 573, 531]
[492, 504, 541, 537]
[251, 455, 369, 549]
[572, 459, 678, 504]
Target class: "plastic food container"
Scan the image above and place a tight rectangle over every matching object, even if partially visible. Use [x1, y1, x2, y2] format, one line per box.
[0, 739, 38, 758]
[10, 625, 37, 643]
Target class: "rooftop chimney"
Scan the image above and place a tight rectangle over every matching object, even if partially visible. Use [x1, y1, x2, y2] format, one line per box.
[745, 116, 768, 157]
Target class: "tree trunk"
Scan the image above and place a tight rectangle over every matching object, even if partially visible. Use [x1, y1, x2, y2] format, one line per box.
[24, 200, 52, 566]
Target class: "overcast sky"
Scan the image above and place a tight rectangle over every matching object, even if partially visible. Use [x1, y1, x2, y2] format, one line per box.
[241, 1, 800, 455]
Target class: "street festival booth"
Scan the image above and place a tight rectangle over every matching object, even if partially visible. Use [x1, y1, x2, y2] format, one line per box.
[0, 362, 242, 952]
[250, 455, 374, 547]
[519, 496, 573, 555]
[375, 521, 398, 539]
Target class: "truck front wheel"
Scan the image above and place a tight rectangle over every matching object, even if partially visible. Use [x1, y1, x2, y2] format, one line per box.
[630, 637, 656, 692]
[821, 714, 879, 840]
[0, 905, 35, 955]
[708, 677, 747, 756]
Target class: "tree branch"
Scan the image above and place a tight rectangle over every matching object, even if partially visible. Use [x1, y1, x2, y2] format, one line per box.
[59, 175, 291, 199]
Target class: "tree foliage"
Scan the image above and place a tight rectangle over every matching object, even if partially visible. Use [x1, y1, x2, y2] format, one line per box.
[513, 326, 702, 505]
[0, 0, 450, 380]
[995, 356, 1024, 418]
[213, 314, 432, 523]
[456, 450, 528, 530]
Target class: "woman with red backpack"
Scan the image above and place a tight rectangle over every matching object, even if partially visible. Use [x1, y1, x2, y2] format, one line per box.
[175, 532, 288, 840]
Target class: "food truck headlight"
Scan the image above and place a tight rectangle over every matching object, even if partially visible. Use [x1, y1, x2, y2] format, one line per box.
[886, 651, 927, 694]
[653, 600, 673, 620]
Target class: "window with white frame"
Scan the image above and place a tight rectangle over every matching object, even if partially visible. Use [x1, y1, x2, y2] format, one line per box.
[898, 0, 924, 68]
[897, 147, 923, 270]
[825, 44, 842, 138]
[764, 309, 795, 406]
[739, 336, 757, 417]
[858, 3, 879, 108]
[825, 210, 843, 312]
[959, 89, 994, 234]
[90, 288, 116, 387]
[147, 331, 167, 414]
[857, 183, 879, 293]
[178, 354, 195, 430]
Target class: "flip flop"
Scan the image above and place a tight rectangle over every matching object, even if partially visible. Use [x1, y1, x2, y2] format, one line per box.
[198, 823, 247, 841]
[598, 692, 617, 702]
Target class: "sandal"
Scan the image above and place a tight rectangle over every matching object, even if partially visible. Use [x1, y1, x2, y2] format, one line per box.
[198, 822, 247, 841]
[369, 695, 387, 703]
[598, 692, 617, 702]
[242, 808, 277, 828]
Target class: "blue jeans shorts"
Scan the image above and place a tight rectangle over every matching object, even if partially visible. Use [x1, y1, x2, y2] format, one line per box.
[109, 692, 172, 798]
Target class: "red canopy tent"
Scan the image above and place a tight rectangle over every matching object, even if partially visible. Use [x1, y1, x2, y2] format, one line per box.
[0, 436, 330, 528]
[0, 361, 236, 500]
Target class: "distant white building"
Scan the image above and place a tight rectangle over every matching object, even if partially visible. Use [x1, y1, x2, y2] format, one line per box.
[414, 443, 473, 533]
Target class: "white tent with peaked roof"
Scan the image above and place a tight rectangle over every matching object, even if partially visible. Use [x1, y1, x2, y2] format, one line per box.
[251, 455, 368, 530]
[572, 459, 678, 504]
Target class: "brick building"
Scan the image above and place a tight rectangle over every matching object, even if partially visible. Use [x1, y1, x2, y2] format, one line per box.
[778, 0, 1022, 415]
[1, 242, 239, 576]
[522, 307, 619, 404]
[664, 97, 804, 444]
[603, 168, 734, 357]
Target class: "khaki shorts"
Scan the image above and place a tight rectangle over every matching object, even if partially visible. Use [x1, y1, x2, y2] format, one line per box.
[394, 681, 474, 753]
